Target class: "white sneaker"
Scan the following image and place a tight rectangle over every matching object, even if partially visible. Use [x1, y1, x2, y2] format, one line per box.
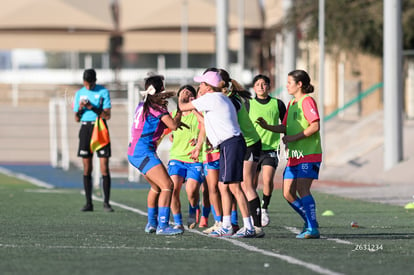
[261, 209, 270, 227]
[202, 221, 222, 234]
[254, 226, 265, 238]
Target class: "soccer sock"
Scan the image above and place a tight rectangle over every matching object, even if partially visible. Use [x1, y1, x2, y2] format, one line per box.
[231, 210, 238, 226]
[147, 207, 158, 226]
[248, 197, 262, 227]
[211, 205, 222, 222]
[202, 205, 211, 218]
[188, 203, 198, 215]
[288, 199, 308, 226]
[173, 213, 183, 225]
[158, 207, 171, 228]
[102, 174, 111, 204]
[83, 175, 92, 205]
[243, 216, 254, 231]
[222, 215, 232, 228]
[262, 194, 272, 209]
[301, 195, 318, 229]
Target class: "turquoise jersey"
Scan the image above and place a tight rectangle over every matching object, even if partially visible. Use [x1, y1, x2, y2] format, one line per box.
[73, 84, 111, 122]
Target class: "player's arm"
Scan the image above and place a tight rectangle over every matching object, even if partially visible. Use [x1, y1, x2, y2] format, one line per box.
[255, 117, 286, 133]
[282, 120, 319, 144]
[160, 112, 183, 131]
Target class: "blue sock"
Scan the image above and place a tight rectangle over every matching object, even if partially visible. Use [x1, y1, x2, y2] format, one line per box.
[288, 199, 308, 226]
[301, 195, 318, 229]
[231, 210, 238, 225]
[173, 213, 183, 225]
[211, 205, 221, 222]
[158, 207, 170, 228]
[189, 203, 198, 215]
[202, 205, 211, 218]
[147, 207, 158, 227]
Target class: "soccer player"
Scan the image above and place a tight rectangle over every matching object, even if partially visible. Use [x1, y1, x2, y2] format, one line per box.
[178, 70, 256, 238]
[127, 73, 184, 236]
[256, 69, 321, 239]
[167, 85, 204, 230]
[248, 74, 286, 226]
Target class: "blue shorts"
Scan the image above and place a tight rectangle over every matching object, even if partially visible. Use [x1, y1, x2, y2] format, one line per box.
[283, 162, 321, 180]
[168, 160, 204, 183]
[203, 160, 220, 177]
[219, 135, 246, 184]
[128, 151, 162, 175]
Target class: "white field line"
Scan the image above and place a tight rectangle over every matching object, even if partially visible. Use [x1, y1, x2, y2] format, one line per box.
[2, 171, 345, 275]
[0, 167, 54, 189]
[93, 196, 343, 275]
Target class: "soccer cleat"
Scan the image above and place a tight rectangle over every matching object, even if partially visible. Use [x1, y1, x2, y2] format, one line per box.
[203, 221, 222, 234]
[231, 227, 256, 238]
[209, 225, 234, 237]
[261, 209, 270, 227]
[81, 204, 93, 212]
[144, 223, 157, 234]
[199, 216, 208, 228]
[156, 226, 184, 236]
[187, 213, 197, 229]
[254, 226, 265, 238]
[103, 203, 114, 212]
[296, 228, 320, 239]
[231, 223, 240, 233]
[173, 224, 184, 231]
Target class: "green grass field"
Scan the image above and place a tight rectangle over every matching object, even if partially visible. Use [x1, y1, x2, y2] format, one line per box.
[1, 173, 413, 275]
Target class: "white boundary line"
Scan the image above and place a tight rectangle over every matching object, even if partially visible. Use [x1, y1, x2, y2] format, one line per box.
[92, 196, 343, 275]
[0, 167, 54, 189]
[1, 170, 344, 275]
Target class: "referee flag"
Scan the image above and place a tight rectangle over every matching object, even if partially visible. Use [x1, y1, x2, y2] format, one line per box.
[90, 117, 110, 152]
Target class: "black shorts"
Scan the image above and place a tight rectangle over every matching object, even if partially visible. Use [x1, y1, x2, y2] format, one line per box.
[257, 150, 279, 171]
[77, 121, 111, 158]
[244, 140, 262, 162]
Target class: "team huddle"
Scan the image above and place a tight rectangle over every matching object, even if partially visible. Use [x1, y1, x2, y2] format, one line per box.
[126, 68, 322, 239]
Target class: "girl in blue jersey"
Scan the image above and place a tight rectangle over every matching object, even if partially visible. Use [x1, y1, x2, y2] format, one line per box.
[127, 74, 184, 236]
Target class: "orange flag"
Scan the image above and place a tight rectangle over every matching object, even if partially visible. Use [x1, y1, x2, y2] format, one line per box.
[90, 117, 110, 152]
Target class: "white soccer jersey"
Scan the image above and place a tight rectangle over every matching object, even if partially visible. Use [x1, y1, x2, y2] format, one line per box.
[192, 92, 241, 148]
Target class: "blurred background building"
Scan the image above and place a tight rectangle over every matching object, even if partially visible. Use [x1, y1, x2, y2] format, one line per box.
[0, 0, 413, 183]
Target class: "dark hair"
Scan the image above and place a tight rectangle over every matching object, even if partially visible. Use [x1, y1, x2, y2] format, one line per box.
[252, 74, 270, 86]
[208, 68, 251, 100]
[83, 68, 97, 83]
[288, 70, 314, 94]
[177, 85, 197, 98]
[142, 74, 166, 116]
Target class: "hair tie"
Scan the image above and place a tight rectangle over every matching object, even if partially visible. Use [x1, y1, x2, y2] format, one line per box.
[140, 85, 157, 102]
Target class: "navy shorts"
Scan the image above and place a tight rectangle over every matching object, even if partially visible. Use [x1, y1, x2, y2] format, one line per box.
[77, 122, 111, 158]
[219, 135, 246, 184]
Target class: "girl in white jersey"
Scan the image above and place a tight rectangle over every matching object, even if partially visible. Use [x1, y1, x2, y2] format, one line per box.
[178, 71, 256, 238]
